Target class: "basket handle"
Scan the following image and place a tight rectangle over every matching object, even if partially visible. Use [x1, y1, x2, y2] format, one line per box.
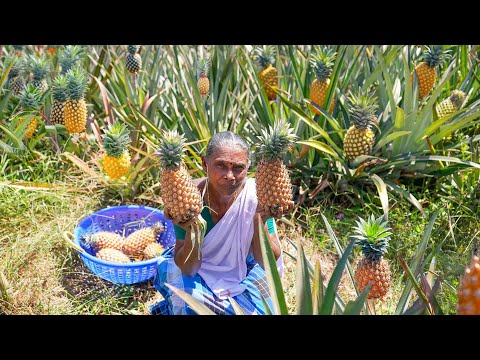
[62, 231, 85, 253]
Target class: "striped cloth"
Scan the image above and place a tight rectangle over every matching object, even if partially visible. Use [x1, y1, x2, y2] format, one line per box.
[150, 246, 275, 315]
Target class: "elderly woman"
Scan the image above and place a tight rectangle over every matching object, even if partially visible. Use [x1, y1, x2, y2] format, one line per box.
[150, 131, 292, 315]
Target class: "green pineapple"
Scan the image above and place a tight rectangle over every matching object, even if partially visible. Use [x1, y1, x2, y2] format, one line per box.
[101, 122, 132, 180]
[343, 90, 378, 161]
[27, 55, 49, 93]
[50, 75, 68, 125]
[125, 45, 142, 74]
[6, 57, 26, 96]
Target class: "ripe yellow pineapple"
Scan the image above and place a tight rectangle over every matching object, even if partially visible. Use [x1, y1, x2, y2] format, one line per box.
[125, 45, 142, 74]
[101, 122, 131, 180]
[197, 58, 210, 98]
[411, 46, 449, 101]
[50, 74, 68, 125]
[96, 248, 131, 263]
[64, 67, 88, 134]
[143, 242, 165, 260]
[254, 46, 278, 101]
[123, 222, 164, 258]
[17, 84, 43, 139]
[436, 90, 466, 118]
[255, 120, 298, 214]
[343, 90, 378, 161]
[353, 214, 392, 300]
[309, 48, 336, 115]
[82, 231, 124, 252]
[457, 255, 480, 315]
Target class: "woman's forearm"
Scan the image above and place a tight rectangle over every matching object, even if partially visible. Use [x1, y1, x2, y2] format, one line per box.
[174, 227, 202, 277]
[252, 215, 281, 269]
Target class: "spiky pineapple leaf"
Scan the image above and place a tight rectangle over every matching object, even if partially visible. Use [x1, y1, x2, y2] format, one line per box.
[384, 180, 426, 218]
[295, 241, 313, 315]
[227, 296, 247, 315]
[343, 283, 371, 315]
[164, 283, 216, 315]
[370, 174, 389, 221]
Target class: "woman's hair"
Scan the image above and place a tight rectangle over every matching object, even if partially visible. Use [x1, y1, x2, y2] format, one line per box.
[206, 131, 251, 166]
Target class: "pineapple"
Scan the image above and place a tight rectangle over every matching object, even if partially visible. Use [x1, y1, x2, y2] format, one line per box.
[125, 45, 142, 74]
[255, 120, 298, 214]
[343, 90, 378, 161]
[101, 122, 131, 180]
[96, 248, 131, 263]
[353, 214, 392, 300]
[28, 55, 49, 93]
[436, 90, 466, 118]
[6, 58, 26, 96]
[50, 74, 68, 125]
[197, 58, 210, 98]
[410, 46, 449, 101]
[309, 48, 336, 115]
[64, 67, 88, 134]
[59, 45, 84, 75]
[123, 222, 164, 258]
[82, 231, 124, 252]
[254, 46, 278, 101]
[17, 84, 43, 139]
[143, 242, 164, 260]
[457, 255, 480, 315]
[156, 130, 203, 223]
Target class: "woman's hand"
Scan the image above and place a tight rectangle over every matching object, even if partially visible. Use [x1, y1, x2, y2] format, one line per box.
[164, 207, 197, 232]
[255, 201, 295, 223]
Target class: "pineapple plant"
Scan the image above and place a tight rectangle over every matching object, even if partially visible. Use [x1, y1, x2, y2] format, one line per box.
[28, 55, 49, 93]
[123, 222, 164, 259]
[309, 47, 336, 115]
[64, 67, 88, 134]
[50, 74, 68, 125]
[436, 90, 466, 118]
[343, 90, 378, 161]
[143, 242, 165, 260]
[410, 46, 450, 101]
[255, 120, 298, 214]
[125, 45, 142, 74]
[17, 84, 43, 139]
[6, 58, 26, 96]
[457, 255, 480, 315]
[197, 58, 210, 98]
[96, 248, 131, 263]
[59, 45, 84, 75]
[352, 214, 392, 300]
[254, 46, 278, 101]
[101, 122, 132, 180]
[82, 231, 124, 252]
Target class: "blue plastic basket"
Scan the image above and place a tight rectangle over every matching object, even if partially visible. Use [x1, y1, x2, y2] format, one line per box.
[71, 205, 175, 285]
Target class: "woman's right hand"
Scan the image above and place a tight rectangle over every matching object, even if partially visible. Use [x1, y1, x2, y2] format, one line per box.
[164, 207, 197, 232]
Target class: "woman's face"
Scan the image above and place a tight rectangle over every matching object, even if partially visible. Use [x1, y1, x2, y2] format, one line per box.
[203, 147, 249, 197]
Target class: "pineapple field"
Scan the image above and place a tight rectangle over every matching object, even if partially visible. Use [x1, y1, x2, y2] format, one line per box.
[1, 44, 480, 315]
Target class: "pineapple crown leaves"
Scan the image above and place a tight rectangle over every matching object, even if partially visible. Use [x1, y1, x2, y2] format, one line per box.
[197, 58, 211, 78]
[65, 67, 88, 100]
[59, 45, 85, 75]
[155, 130, 187, 170]
[421, 45, 451, 69]
[51, 74, 68, 102]
[310, 47, 337, 81]
[12, 45, 24, 52]
[127, 45, 141, 54]
[351, 214, 392, 262]
[254, 46, 276, 68]
[347, 89, 379, 129]
[450, 89, 467, 109]
[255, 120, 298, 162]
[3, 56, 21, 79]
[18, 84, 44, 111]
[101, 122, 131, 158]
[26, 54, 50, 81]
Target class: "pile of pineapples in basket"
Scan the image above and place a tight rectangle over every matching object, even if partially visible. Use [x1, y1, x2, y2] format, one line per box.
[82, 222, 165, 263]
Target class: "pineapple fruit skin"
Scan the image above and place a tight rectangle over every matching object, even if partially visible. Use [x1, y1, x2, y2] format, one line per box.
[160, 167, 203, 223]
[64, 99, 87, 134]
[126, 53, 142, 74]
[259, 65, 278, 100]
[143, 242, 164, 260]
[197, 77, 210, 98]
[310, 78, 335, 114]
[256, 159, 293, 212]
[457, 256, 480, 315]
[18, 117, 39, 139]
[103, 152, 131, 179]
[343, 126, 375, 160]
[354, 258, 391, 299]
[9, 76, 25, 96]
[96, 248, 131, 263]
[87, 231, 124, 252]
[50, 101, 65, 125]
[123, 226, 162, 258]
[411, 62, 437, 101]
